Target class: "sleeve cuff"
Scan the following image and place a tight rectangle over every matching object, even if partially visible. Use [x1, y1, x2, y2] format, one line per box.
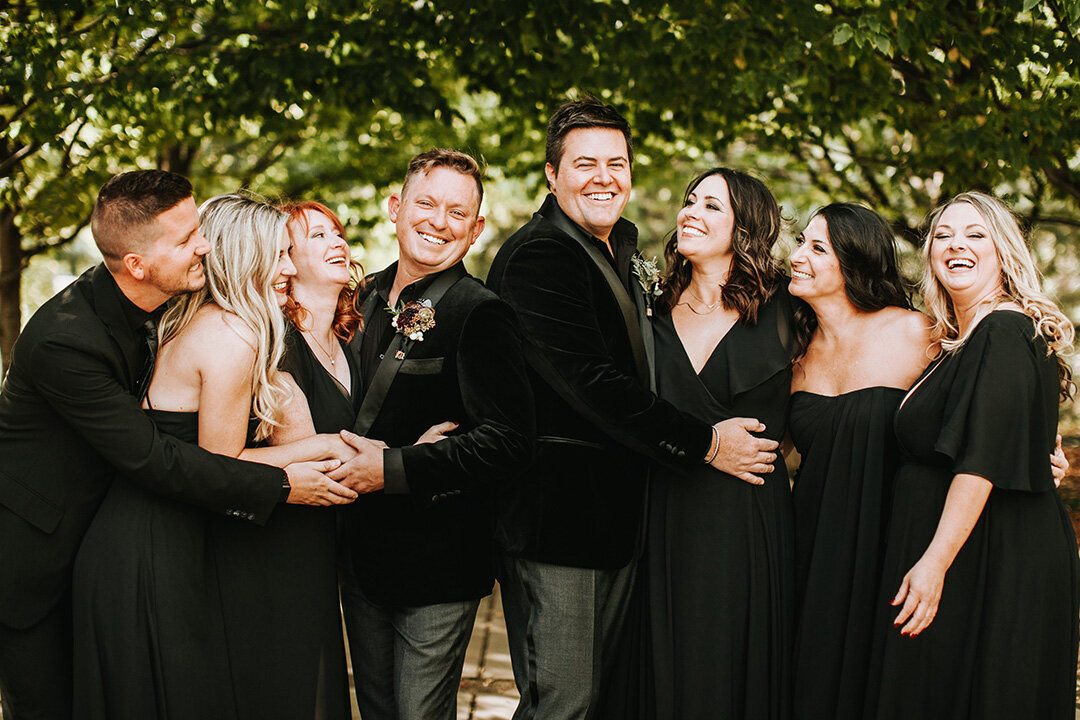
[278, 469, 292, 503]
[383, 447, 408, 494]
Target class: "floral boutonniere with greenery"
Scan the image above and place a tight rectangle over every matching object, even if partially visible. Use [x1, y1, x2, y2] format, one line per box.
[388, 298, 436, 346]
[631, 253, 664, 316]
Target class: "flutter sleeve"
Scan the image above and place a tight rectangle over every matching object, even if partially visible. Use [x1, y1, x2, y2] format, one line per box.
[934, 311, 1057, 493]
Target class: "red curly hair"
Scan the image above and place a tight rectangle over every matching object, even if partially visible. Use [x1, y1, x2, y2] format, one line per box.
[278, 200, 364, 343]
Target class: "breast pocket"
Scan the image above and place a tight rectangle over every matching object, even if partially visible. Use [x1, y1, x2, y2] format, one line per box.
[399, 357, 444, 375]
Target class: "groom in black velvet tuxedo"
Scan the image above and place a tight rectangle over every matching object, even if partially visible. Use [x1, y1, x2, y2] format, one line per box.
[0, 170, 351, 720]
[486, 98, 780, 719]
[332, 149, 534, 720]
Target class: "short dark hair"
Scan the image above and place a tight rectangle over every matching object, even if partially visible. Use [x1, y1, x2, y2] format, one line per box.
[545, 96, 634, 172]
[91, 170, 193, 268]
[791, 202, 914, 358]
[658, 168, 784, 324]
[401, 148, 485, 212]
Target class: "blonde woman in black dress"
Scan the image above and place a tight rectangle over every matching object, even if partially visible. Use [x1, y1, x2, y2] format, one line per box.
[864, 192, 1078, 719]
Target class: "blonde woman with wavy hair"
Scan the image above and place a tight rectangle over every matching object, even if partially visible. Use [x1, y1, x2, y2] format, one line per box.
[920, 190, 1075, 395]
[865, 192, 1079, 720]
[69, 192, 360, 719]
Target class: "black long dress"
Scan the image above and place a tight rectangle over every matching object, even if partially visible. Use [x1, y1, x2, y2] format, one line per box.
[864, 310, 1080, 719]
[73, 410, 237, 720]
[643, 289, 795, 720]
[212, 324, 356, 720]
[788, 386, 904, 720]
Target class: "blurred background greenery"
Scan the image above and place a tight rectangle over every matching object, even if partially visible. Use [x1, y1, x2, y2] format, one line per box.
[4, 0, 1080, 422]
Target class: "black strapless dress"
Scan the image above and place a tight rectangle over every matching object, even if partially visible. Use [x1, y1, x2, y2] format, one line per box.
[73, 410, 236, 719]
[788, 387, 903, 720]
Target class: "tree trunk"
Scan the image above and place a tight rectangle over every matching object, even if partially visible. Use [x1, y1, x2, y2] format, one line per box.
[0, 204, 23, 375]
[157, 143, 198, 176]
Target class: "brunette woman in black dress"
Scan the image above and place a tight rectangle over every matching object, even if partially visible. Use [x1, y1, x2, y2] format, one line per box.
[786, 204, 930, 720]
[864, 192, 1078, 719]
[642, 168, 793, 720]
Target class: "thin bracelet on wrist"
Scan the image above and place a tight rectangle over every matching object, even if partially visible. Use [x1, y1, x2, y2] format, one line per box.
[704, 425, 720, 464]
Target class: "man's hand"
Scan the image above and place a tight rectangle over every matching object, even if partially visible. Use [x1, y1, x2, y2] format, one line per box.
[327, 430, 387, 494]
[284, 459, 358, 505]
[416, 421, 458, 445]
[708, 417, 778, 485]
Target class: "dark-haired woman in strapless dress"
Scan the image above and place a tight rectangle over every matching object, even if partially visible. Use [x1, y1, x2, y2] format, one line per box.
[786, 204, 930, 720]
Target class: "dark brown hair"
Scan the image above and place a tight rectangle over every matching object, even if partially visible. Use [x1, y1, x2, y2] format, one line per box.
[657, 168, 783, 324]
[278, 200, 364, 343]
[791, 203, 914, 359]
[545, 96, 633, 175]
[402, 148, 485, 211]
[91, 170, 193, 268]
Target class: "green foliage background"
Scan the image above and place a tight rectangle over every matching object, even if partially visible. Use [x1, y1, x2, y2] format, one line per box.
[4, 0, 1080, 421]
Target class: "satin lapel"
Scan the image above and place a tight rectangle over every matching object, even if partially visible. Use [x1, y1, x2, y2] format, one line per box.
[351, 265, 466, 436]
[537, 209, 651, 386]
[90, 264, 142, 391]
[629, 279, 657, 391]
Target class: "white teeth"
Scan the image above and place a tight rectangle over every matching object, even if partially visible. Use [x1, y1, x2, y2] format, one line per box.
[792, 270, 812, 279]
[327, 257, 346, 265]
[947, 258, 974, 269]
[586, 192, 614, 201]
[681, 227, 705, 237]
[272, 281, 288, 291]
[419, 232, 446, 245]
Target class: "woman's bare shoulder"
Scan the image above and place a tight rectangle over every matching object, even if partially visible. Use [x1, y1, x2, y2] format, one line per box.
[173, 305, 258, 366]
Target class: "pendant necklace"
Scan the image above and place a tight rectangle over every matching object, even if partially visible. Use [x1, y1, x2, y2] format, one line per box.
[305, 330, 338, 368]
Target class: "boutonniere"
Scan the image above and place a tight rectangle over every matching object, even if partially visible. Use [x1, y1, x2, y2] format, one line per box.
[388, 298, 436, 348]
[631, 253, 664, 316]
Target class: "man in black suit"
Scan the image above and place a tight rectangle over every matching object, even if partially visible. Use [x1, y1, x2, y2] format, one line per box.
[486, 98, 779, 719]
[0, 170, 351, 720]
[331, 149, 534, 720]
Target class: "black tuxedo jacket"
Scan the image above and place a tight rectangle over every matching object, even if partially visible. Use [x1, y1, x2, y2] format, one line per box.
[0, 264, 284, 629]
[486, 195, 712, 569]
[344, 262, 534, 607]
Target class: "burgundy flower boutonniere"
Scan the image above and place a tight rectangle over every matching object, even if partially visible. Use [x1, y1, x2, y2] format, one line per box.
[387, 299, 436, 355]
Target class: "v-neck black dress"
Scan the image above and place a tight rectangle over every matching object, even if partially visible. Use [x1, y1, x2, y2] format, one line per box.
[643, 289, 796, 720]
[211, 324, 358, 720]
[863, 311, 1079, 719]
[788, 386, 904, 720]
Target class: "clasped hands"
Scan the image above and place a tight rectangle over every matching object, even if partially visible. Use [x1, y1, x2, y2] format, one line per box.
[707, 417, 779, 485]
[285, 421, 459, 505]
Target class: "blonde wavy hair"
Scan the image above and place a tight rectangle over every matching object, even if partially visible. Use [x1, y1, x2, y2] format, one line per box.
[922, 191, 1074, 399]
[158, 193, 291, 440]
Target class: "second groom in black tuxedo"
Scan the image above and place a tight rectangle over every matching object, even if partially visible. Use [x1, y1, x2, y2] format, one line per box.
[486, 98, 780, 719]
[334, 149, 534, 720]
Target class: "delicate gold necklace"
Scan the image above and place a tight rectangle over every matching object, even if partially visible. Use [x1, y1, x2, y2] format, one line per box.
[680, 286, 722, 315]
[304, 330, 338, 368]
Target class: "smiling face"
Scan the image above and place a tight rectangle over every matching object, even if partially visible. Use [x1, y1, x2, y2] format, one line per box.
[389, 166, 485, 277]
[139, 197, 211, 298]
[675, 173, 736, 266]
[789, 214, 845, 302]
[270, 229, 297, 307]
[288, 208, 351, 293]
[929, 201, 1003, 308]
[545, 127, 631, 242]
